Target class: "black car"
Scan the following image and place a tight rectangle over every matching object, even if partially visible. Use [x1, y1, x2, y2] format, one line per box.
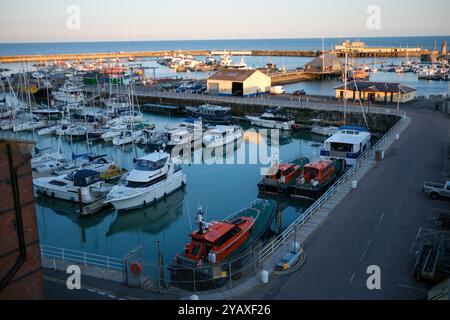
[293, 89, 306, 96]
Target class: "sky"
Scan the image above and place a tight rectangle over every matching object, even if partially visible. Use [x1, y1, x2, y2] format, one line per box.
[0, 0, 449, 43]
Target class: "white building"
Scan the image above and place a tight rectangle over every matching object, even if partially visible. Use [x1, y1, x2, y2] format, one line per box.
[207, 69, 271, 97]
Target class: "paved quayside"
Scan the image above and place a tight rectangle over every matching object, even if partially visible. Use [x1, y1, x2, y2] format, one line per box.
[238, 102, 450, 300]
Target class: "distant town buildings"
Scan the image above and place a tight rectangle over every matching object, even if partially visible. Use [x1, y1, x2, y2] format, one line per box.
[334, 40, 422, 57]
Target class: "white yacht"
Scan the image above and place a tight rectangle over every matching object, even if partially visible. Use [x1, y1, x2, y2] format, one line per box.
[13, 120, 48, 133]
[54, 83, 85, 104]
[311, 126, 340, 137]
[246, 108, 295, 131]
[203, 125, 243, 149]
[320, 126, 371, 166]
[105, 152, 186, 211]
[31, 151, 66, 170]
[112, 130, 143, 146]
[166, 128, 194, 150]
[101, 124, 128, 142]
[34, 170, 111, 204]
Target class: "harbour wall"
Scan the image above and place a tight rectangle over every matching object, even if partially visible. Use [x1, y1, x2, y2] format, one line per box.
[0, 48, 432, 64]
[137, 95, 400, 133]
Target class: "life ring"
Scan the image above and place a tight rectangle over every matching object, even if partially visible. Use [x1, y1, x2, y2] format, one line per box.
[130, 262, 143, 276]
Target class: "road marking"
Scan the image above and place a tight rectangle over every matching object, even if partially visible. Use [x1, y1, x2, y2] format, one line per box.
[107, 294, 116, 299]
[375, 213, 385, 231]
[349, 273, 356, 283]
[97, 291, 107, 296]
[397, 284, 428, 293]
[360, 240, 372, 262]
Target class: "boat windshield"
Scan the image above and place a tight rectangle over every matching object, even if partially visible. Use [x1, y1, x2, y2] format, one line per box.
[135, 158, 167, 171]
[305, 168, 319, 180]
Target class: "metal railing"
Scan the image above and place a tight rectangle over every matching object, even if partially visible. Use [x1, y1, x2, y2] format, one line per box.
[133, 89, 407, 118]
[257, 115, 405, 263]
[40, 245, 123, 271]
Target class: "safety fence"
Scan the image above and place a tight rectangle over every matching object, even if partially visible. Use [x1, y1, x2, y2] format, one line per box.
[41, 245, 123, 271]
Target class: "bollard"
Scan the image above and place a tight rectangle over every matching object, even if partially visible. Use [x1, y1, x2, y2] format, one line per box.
[352, 180, 358, 189]
[190, 295, 199, 301]
[261, 270, 269, 284]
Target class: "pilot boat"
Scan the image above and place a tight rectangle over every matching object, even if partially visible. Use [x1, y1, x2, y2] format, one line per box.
[168, 200, 277, 291]
[290, 159, 343, 200]
[34, 170, 111, 204]
[105, 152, 186, 211]
[258, 156, 310, 195]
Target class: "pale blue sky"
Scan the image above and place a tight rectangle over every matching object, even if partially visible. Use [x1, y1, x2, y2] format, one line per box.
[0, 0, 449, 43]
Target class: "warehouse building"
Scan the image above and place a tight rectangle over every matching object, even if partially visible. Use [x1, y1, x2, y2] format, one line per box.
[335, 81, 417, 104]
[207, 69, 271, 96]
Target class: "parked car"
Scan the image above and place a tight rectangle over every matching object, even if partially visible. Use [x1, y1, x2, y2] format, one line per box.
[293, 89, 306, 96]
[423, 181, 450, 200]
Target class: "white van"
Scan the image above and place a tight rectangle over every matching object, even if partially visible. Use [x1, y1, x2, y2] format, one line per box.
[270, 86, 285, 95]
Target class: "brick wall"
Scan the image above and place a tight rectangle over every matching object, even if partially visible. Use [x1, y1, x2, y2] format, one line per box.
[0, 139, 45, 300]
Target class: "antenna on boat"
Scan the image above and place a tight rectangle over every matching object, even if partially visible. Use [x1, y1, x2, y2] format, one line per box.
[196, 206, 209, 235]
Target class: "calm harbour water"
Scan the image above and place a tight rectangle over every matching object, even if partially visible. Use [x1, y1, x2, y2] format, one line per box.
[0, 113, 321, 262]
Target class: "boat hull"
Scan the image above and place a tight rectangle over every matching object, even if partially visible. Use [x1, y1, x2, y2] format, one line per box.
[246, 117, 294, 131]
[107, 172, 186, 211]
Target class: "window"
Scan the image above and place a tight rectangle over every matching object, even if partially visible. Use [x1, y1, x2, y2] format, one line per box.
[135, 158, 167, 171]
[214, 226, 242, 248]
[191, 244, 201, 257]
[49, 180, 67, 187]
[331, 143, 353, 153]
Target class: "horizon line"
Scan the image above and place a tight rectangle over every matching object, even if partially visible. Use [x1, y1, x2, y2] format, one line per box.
[1, 34, 449, 46]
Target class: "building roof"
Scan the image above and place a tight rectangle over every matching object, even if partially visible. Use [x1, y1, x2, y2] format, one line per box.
[208, 69, 262, 82]
[305, 53, 342, 68]
[335, 81, 417, 94]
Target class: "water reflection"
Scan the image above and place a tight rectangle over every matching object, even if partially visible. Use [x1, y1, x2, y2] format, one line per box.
[106, 190, 185, 237]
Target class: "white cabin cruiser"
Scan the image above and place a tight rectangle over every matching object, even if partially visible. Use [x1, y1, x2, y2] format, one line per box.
[105, 152, 186, 211]
[320, 126, 371, 166]
[31, 151, 66, 170]
[246, 108, 295, 131]
[34, 170, 111, 204]
[112, 130, 143, 146]
[203, 125, 243, 149]
[53, 83, 85, 104]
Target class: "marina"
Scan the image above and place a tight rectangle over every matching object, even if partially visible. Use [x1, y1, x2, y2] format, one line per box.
[1, 6, 450, 302]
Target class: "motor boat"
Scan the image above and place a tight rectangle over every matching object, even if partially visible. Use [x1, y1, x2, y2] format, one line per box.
[112, 130, 143, 146]
[245, 108, 295, 131]
[34, 170, 111, 204]
[105, 152, 186, 211]
[203, 125, 243, 149]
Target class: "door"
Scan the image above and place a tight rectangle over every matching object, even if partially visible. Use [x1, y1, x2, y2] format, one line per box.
[232, 82, 244, 96]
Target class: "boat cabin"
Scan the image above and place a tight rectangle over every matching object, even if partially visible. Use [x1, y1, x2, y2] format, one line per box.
[321, 127, 371, 166]
[67, 170, 102, 187]
[183, 216, 255, 264]
[301, 160, 336, 186]
[266, 162, 301, 185]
